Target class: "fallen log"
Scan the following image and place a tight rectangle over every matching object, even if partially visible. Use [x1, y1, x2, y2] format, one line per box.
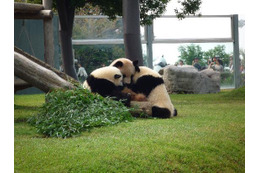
[14, 51, 75, 93]
[14, 47, 78, 84]
[14, 77, 33, 93]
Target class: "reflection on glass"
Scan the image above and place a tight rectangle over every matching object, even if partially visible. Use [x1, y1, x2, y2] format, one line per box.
[73, 17, 145, 40]
[73, 18, 124, 39]
[73, 44, 148, 73]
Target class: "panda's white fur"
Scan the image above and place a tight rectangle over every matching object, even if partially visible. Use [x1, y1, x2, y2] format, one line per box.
[131, 66, 177, 118]
[110, 58, 136, 85]
[83, 66, 123, 91]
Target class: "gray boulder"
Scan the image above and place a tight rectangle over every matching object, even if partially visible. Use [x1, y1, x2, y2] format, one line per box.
[162, 65, 220, 94]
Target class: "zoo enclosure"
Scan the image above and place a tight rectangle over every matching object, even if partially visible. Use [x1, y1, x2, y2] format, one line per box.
[72, 14, 241, 88]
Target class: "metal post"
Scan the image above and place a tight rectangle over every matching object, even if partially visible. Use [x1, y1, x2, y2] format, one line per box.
[145, 24, 154, 69]
[232, 14, 240, 88]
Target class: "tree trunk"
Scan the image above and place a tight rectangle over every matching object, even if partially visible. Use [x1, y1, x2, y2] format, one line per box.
[123, 0, 143, 65]
[56, 0, 78, 80]
[14, 51, 75, 93]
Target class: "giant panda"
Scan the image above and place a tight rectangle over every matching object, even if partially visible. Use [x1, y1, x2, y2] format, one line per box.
[110, 58, 146, 101]
[83, 66, 131, 107]
[130, 66, 177, 118]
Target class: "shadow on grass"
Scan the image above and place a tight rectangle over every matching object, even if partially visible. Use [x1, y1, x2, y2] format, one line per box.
[14, 104, 41, 123]
[14, 118, 29, 123]
[14, 104, 41, 110]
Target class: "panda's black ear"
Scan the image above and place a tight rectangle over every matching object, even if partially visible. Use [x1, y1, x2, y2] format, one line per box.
[114, 74, 121, 79]
[133, 60, 138, 66]
[135, 66, 140, 72]
[87, 75, 94, 85]
[133, 60, 140, 72]
[113, 61, 123, 68]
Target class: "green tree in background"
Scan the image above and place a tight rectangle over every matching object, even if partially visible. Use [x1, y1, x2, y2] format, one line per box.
[74, 45, 125, 74]
[178, 44, 204, 66]
[73, 17, 123, 40]
[178, 44, 232, 68]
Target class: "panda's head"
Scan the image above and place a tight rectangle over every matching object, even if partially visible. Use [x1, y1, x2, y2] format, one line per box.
[89, 66, 123, 87]
[110, 58, 139, 85]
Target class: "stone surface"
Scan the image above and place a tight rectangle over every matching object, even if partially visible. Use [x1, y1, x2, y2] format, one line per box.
[162, 65, 220, 94]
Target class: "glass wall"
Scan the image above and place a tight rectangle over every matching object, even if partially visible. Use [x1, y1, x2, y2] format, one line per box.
[72, 15, 240, 89]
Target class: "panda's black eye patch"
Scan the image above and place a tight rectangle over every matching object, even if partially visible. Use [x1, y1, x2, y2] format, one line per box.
[131, 75, 134, 82]
[114, 74, 121, 79]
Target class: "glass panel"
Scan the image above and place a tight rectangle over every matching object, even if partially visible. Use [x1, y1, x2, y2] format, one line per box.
[153, 17, 232, 39]
[142, 44, 148, 66]
[73, 17, 145, 40]
[73, 18, 124, 39]
[73, 44, 147, 73]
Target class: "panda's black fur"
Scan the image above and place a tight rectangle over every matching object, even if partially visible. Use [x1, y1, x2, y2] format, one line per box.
[87, 75, 121, 97]
[130, 75, 164, 97]
[84, 67, 131, 107]
[152, 106, 172, 119]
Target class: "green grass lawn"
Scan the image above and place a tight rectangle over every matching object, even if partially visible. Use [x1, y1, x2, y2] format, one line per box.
[14, 88, 245, 172]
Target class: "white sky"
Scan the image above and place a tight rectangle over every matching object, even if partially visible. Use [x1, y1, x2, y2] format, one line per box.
[150, 0, 246, 65]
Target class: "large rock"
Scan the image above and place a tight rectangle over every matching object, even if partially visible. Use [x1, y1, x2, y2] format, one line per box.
[162, 65, 220, 94]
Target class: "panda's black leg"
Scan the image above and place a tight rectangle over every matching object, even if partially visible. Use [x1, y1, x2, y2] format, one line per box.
[173, 109, 178, 116]
[152, 106, 171, 118]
